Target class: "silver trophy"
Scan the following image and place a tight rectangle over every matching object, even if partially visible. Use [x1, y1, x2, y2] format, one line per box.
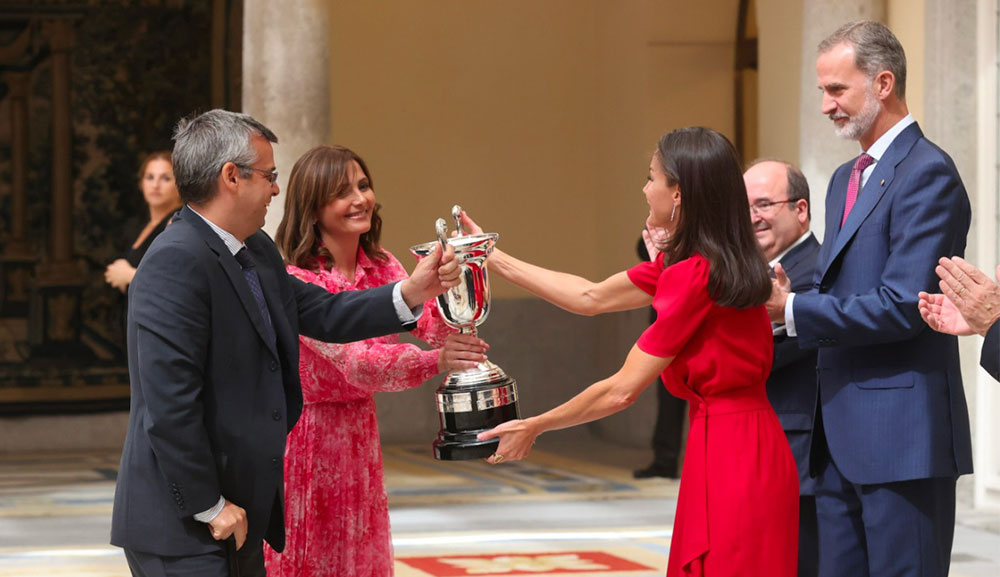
[410, 205, 520, 460]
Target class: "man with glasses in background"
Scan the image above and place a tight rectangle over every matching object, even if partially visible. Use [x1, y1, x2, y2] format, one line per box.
[745, 159, 820, 577]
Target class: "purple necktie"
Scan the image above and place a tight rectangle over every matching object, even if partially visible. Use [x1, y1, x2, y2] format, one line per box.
[234, 247, 276, 346]
[842, 153, 875, 226]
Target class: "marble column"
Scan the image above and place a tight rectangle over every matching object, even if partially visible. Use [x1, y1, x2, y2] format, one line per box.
[798, 0, 886, 241]
[921, 0, 981, 509]
[242, 0, 331, 237]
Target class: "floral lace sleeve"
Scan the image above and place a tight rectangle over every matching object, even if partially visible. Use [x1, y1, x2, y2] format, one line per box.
[288, 258, 442, 403]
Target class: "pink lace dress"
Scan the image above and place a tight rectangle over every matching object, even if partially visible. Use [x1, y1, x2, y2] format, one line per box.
[264, 248, 452, 577]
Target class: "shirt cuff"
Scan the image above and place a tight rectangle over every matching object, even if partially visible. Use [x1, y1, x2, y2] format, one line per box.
[193, 495, 225, 523]
[784, 292, 797, 337]
[392, 281, 423, 325]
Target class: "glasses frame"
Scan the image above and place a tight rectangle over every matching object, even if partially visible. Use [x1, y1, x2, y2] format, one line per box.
[238, 165, 279, 185]
[749, 199, 797, 216]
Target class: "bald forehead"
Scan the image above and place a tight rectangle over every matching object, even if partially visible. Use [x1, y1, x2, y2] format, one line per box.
[744, 161, 788, 198]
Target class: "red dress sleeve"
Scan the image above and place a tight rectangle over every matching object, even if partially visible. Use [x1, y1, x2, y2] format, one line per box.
[634, 255, 713, 359]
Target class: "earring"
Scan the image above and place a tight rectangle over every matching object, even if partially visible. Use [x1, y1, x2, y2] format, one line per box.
[670, 205, 677, 222]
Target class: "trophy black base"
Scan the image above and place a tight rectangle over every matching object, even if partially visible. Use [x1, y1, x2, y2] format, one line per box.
[433, 373, 520, 461]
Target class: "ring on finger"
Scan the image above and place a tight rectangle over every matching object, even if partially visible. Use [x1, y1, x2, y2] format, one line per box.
[493, 453, 505, 464]
[958, 286, 967, 296]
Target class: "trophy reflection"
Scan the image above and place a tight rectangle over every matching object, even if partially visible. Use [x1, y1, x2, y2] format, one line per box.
[410, 206, 520, 460]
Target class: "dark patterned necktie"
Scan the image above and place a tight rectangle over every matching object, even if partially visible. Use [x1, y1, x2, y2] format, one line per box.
[842, 153, 875, 226]
[234, 247, 276, 346]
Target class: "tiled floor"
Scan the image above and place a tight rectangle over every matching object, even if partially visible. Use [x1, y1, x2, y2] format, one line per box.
[0, 434, 997, 576]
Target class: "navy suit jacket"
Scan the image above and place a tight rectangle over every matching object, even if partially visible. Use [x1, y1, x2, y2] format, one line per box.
[111, 206, 407, 556]
[983, 322, 999, 382]
[767, 234, 820, 495]
[792, 123, 973, 485]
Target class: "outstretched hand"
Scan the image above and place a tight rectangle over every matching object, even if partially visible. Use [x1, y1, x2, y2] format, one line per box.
[438, 333, 490, 372]
[918, 291, 972, 336]
[457, 210, 485, 236]
[401, 243, 462, 308]
[477, 418, 540, 465]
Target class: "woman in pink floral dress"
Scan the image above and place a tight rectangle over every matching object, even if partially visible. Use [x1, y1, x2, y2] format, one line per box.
[264, 145, 489, 577]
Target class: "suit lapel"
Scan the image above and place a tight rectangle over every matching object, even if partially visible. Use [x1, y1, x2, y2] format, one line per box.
[778, 234, 818, 290]
[179, 206, 280, 358]
[820, 123, 923, 281]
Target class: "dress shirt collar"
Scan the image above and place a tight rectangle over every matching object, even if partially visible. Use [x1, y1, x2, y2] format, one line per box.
[862, 114, 915, 161]
[187, 206, 245, 256]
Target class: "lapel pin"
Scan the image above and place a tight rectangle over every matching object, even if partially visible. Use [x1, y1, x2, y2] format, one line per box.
[880, 179, 885, 186]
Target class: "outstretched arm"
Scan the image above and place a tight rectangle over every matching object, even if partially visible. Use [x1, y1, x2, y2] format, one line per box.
[459, 211, 651, 316]
[477, 345, 672, 462]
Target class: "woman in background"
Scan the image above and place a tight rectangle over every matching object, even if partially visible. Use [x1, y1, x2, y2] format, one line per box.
[467, 127, 799, 576]
[265, 145, 488, 577]
[104, 151, 182, 340]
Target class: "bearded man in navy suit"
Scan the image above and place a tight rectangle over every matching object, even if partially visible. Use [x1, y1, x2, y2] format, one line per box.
[767, 22, 972, 577]
[745, 159, 820, 577]
[110, 110, 462, 576]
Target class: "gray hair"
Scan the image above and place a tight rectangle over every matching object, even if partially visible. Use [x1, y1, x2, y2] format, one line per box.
[172, 109, 279, 205]
[818, 21, 907, 100]
[748, 158, 811, 220]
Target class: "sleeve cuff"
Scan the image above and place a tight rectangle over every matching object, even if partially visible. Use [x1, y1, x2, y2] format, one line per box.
[193, 495, 225, 523]
[784, 292, 797, 337]
[392, 282, 423, 326]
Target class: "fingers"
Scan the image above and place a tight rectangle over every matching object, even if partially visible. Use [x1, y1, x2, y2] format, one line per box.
[459, 211, 485, 235]
[773, 263, 791, 290]
[437, 245, 462, 287]
[440, 334, 489, 370]
[234, 520, 248, 550]
[950, 256, 989, 286]
[477, 427, 499, 442]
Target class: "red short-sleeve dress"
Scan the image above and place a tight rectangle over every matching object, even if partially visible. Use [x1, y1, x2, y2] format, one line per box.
[628, 254, 798, 577]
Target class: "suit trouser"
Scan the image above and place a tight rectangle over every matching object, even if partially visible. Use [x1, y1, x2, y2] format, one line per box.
[124, 541, 265, 577]
[798, 494, 818, 577]
[813, 450, 956, 577]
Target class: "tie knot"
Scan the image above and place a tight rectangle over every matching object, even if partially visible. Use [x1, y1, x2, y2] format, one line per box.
[854, 153, 875, 173]
[234, 247, 255, 270]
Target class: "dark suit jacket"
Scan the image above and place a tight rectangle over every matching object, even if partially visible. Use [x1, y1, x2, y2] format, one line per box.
[983, 322, 999, 382]
[793, 123, 973, 485]
[111, 206, 407, 557]
[767, 234, 820, 495]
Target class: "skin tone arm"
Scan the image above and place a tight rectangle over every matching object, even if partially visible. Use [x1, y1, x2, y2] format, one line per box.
[919, 257, 1000, 337]
[478, 345, 673, 462]
[458, 212, 651, 316]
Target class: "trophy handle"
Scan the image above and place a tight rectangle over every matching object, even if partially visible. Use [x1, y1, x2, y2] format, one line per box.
[452, 204, 465, 237]
[435, 218, 448, 252]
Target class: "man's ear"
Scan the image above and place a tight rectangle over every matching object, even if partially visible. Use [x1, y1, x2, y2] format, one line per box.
[219, 161, 241, 192]
[875, 70, 895, 100]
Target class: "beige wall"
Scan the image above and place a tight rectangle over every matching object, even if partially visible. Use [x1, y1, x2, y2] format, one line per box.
[325, 0, 738, 298]
[756, 0, 803, 165]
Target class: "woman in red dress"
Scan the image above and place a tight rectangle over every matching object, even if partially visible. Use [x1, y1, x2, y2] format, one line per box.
[264, 145, 489, 577]
[467, 127, 799, 577]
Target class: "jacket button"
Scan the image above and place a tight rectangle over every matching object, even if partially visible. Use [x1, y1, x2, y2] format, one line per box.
[272, 409, 281, 421]
[271, 457, 281, 469]
[270, 361, 278, 372]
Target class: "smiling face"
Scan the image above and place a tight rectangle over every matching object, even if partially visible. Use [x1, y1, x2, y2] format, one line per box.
[643, 153, 681, 231]
[239, 135, 279, 232]
[140, 159, 180, 211]
[744, 161, 808, 261]
[316, 160, 375, 246]
[817, 42, 882, 143]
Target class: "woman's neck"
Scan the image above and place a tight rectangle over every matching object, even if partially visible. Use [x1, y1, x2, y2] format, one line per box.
[322, 232, 360, 282]
[149, 202, 181, 225]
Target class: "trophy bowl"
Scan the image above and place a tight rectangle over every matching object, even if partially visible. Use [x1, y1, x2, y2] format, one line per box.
[410, 210, 520, 460]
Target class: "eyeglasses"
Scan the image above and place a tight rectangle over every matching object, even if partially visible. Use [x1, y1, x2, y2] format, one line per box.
[749, 199, 797, 215]
[238, 165, 279, 185]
